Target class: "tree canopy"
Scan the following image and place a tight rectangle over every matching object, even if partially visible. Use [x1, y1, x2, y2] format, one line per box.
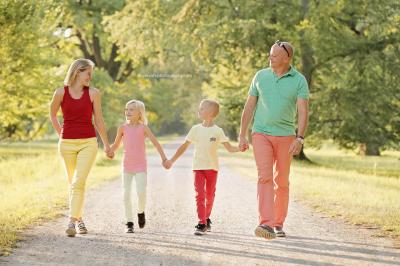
[1, 0, 399, 155]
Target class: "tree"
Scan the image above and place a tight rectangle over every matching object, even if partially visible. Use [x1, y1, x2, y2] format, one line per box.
[0, 0, 61, 140]
[169, 0, 400, 155]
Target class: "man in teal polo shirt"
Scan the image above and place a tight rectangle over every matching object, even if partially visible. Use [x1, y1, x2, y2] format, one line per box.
[239, 41, 309, 239]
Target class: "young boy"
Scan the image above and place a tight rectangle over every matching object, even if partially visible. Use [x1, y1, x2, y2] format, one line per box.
[164, 99, 241, 235]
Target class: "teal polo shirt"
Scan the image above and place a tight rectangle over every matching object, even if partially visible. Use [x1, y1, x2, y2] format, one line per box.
[248, 66, 309, 136]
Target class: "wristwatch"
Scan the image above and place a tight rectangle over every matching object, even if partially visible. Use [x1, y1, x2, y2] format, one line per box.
[296, 135, 304, 145]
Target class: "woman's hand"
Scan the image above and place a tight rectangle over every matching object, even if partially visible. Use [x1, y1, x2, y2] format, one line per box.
[104, 145, 113, 158]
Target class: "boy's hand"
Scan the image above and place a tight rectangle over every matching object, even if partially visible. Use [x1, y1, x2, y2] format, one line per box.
[239, 136, 249, 151]
[163, 159, 172, 169]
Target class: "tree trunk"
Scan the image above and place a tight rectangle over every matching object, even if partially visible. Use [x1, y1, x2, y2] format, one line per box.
[292, 0, 313, 163]
[299, 0, 315, 86]
[366, 143, 380, 156]
[358, 143, 367, 156]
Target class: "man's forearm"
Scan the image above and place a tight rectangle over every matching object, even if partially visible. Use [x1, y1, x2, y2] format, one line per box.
[297, 111, 308, 137]
[239, 108, 253, 137]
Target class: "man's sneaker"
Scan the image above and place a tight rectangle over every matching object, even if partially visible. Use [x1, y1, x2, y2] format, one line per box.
[126, 222, 134, 233]
[274, 226, 286, 237]
[194, 224, 207, 235]
[254, 225, 276, 239]
[138, 213, 146, 229]
[66, 222, 76, 237]
[77, 221, 88, 234]
[206, 218, 212, 232]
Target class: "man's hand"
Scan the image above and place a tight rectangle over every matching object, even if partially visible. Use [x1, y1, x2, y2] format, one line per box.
[289, 139, 302, 156]
[239, 136, 249, 152]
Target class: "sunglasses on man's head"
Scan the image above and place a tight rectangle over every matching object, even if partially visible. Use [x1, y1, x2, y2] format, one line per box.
[275, 40, 290, 57]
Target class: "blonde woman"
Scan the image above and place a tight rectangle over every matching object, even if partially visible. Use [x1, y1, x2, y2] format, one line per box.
[108, 100, 167, 233]
[49, 58, 111, 237]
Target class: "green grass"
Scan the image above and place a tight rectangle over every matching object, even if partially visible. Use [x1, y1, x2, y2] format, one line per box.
[2, 138, 398, 254]
[219, 143, 400, 246]
[305, 143, 400, 178]
[0, 135, 175, 256]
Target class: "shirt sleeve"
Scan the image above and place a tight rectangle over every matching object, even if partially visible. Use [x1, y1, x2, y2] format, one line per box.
[218, 128, 229, 143]
[185, 126, 196, 143]
[297, 76, 310, 100]
[248, 72, 259, 97]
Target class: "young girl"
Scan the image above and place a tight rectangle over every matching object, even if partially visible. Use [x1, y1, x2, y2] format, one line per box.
[108, 100, 167, 233]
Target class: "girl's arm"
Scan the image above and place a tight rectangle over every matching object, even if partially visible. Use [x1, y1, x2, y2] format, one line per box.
[49, 88, 63, 136]
[91, 88, 111, 152]
[222, 142, 241, 153]
[144, 126, 167, 162]
[110, 125, 124, 153]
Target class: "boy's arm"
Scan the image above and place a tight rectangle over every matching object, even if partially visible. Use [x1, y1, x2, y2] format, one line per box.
[222, 142, 240, 153]
[144, 126, 167, 162]
[170, 141, 191, 164]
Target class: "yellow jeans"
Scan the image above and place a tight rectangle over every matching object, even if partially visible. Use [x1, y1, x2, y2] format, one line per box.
[58, 137, 98, 219]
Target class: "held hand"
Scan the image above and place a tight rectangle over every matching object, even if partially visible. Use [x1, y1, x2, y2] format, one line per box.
[163, 159, 172, 169]
[105, 145, 113, 159]
[289, 139, 302, 156]
[106, 150, 115, 159]
[238, 136, 249, 152]
[104, 145, 111, 154]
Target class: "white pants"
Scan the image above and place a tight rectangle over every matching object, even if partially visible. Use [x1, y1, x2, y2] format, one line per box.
[122, 171, 147, 222]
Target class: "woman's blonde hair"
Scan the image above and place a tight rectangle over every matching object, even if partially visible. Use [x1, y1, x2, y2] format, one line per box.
[126, 99, 148, 125]
[64, 58, 95, 86]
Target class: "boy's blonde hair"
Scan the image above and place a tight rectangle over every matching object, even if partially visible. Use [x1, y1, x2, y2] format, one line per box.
[64, 58, 95, 86]
[201, 99, 220, 117]
[126, 99, 148, 125]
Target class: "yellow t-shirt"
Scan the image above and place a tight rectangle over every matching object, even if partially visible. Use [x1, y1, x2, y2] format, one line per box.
[185, 124, 229, 171]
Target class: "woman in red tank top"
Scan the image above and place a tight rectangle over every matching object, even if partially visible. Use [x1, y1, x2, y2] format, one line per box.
[49, 58, 111, 237]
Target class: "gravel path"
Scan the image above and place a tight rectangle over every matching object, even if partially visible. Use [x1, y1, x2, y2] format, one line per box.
[2, 139, 400, 265]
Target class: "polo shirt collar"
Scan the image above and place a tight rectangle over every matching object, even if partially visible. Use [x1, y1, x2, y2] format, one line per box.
[273, 65, 296, 79]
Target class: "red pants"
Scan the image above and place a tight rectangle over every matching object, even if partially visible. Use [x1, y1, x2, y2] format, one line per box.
[194, 170, 218, 224]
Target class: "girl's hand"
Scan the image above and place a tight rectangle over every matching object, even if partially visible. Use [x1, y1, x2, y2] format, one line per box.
[107, 151, 115, 159]
[105, 146, 114, 159]
[163, 159, 172, 169]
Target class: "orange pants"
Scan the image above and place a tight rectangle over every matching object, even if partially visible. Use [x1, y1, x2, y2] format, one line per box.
[252, 133, 295, 228]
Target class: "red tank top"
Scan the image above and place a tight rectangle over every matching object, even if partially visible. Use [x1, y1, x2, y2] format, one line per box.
[60, 86, 96, 139]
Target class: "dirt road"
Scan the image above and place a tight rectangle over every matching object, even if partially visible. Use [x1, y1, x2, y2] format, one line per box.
[2, 140, 400, 265]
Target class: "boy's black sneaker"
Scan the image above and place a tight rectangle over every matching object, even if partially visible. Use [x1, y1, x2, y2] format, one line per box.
[138, 212, 146, 229]
[206, 218, 212, 232]
[194, 223, 207, 235]
[126, 222, 134, 233]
